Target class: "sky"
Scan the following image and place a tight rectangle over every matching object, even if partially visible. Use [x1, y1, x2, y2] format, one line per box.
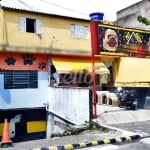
[47, 0, 142, 21]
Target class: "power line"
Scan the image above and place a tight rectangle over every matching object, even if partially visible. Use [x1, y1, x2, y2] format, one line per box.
[40, 0, 88, 16]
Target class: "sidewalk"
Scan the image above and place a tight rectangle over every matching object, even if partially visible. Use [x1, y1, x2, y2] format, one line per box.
[96, 105, 150, 125]
[0, 105, 144, 150]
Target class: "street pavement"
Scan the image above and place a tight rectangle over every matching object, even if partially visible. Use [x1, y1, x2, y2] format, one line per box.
[96, 105, 150, 125]
[111, 121, 150, 137]
[0, 127, 124, 149]
[1, 105, 149, 150]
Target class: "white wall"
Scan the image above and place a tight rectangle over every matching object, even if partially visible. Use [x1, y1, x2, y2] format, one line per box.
[48, 87, 90, 125]
[0, 72, 49, 109]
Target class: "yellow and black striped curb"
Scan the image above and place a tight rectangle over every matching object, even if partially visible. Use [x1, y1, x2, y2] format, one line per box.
[31, 134, 141, 150]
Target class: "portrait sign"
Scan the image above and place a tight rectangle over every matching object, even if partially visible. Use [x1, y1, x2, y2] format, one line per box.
[99, 24, 150, 57]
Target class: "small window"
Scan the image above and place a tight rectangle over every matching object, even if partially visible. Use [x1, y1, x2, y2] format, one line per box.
[19, 17, 42, 34]
[70, 24, 88, 38]
[4, 70, 38, 89]
[26, 18, 35, 33]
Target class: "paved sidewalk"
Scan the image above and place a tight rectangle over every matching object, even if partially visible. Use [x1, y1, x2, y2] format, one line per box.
[96, 105, 150, 125]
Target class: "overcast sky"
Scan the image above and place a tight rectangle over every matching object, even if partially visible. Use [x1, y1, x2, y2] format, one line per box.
[47, 0, 142, 21]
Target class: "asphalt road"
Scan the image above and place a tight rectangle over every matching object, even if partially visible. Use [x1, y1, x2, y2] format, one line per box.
[118, 142, 150, 150]
[110, 120, 150, 137]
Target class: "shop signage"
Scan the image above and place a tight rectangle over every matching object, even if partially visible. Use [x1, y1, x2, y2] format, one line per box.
[99, 24, 150, 57]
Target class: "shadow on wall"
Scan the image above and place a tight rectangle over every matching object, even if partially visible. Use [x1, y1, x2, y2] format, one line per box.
[0, 91, 11, 104]
[0, 76, 11, 104]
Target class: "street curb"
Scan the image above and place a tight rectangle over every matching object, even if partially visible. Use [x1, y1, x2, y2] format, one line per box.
[31, 134, 141, 150]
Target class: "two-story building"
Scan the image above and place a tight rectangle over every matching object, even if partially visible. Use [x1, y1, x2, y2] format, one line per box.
[116, 0, 150, 30]
[0, 0, 111, 141]
[1, 0, 150, 142]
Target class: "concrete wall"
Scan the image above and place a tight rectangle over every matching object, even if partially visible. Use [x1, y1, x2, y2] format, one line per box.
[116, 0, 150, 30]
[48, 87, 90, 125]
[47, 86, 90, 137]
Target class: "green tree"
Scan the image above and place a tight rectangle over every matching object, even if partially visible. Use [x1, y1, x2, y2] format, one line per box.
[137, 0, 150, 25]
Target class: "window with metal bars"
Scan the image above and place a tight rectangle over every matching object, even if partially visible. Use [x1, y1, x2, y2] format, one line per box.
[4, 70, 38, 89]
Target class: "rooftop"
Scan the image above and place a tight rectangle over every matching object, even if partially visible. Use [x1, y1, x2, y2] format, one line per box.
[0, 0, 90, 20]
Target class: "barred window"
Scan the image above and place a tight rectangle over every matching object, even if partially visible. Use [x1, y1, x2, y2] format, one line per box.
[4, 70, 38, 89]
